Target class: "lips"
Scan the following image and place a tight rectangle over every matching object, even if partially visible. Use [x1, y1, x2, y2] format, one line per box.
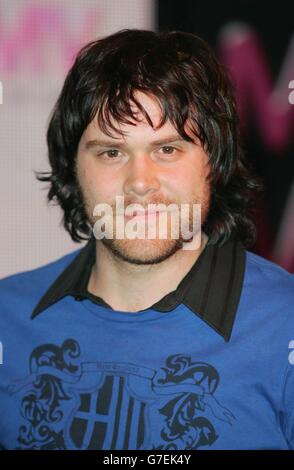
[124, 210, 163, 219]
[128, 210, 160, 216]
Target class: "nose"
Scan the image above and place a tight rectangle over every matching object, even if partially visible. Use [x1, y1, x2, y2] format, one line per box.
[123, 154, 160, 198]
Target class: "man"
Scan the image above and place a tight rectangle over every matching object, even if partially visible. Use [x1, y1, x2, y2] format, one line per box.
[0, 29, 293, 451]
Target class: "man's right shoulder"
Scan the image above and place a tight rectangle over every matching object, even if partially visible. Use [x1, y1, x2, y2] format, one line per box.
[0, 246, 83, 300]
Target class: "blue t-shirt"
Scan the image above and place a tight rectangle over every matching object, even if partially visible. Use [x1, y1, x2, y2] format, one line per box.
[0, 242, 294, 450]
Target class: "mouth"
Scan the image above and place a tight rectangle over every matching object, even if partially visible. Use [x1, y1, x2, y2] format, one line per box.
[124, 210, 165, 220]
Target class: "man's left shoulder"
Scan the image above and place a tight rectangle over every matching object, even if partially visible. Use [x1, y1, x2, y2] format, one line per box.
[244, 249, 294, 298]
[240, 251, 294, 352]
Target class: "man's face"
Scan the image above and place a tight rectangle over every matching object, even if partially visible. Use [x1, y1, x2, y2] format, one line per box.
[75, 91, 211, 265]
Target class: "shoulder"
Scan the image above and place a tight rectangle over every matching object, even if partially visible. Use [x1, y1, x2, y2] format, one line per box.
[242, 249, 294, 322]
[245, 250, 294, 289]
[0, 246, 82, 305]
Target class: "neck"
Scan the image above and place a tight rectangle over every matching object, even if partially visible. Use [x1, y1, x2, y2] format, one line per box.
[87, 231, 209, 312]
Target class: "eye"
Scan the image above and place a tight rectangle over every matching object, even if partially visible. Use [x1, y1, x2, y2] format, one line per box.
[159, 146, 177, 155]
[100, 149, 121, 159]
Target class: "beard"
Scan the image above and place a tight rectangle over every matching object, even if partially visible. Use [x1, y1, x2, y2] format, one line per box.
[81, 189, 210, 266]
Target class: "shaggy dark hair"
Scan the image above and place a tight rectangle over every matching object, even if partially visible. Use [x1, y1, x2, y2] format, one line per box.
[36, 28, 263, 246]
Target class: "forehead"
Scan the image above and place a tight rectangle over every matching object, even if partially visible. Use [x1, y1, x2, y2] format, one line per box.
[129, 90, 163, 124]
[83, 91, 194, 142]
[92, 91, 164, 134]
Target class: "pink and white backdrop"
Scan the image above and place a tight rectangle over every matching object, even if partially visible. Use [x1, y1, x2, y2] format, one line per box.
[0, 0, 155, 278]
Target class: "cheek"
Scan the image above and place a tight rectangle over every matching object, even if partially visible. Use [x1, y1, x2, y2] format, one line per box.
[78, 164, 120, 203]
[187, 158, 210, 192]
[169, 165, 208, 197]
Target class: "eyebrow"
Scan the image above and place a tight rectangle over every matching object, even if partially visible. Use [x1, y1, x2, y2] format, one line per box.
[84, 134, 188, 150]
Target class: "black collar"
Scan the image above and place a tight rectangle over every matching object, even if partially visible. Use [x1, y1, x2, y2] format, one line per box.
[31, 235, 246, 342]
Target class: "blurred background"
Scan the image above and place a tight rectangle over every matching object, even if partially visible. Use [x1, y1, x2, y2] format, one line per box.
[0, 0, 293, 278]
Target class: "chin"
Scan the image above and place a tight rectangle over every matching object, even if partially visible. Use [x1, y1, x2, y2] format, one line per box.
[101, 237, 184, 265]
